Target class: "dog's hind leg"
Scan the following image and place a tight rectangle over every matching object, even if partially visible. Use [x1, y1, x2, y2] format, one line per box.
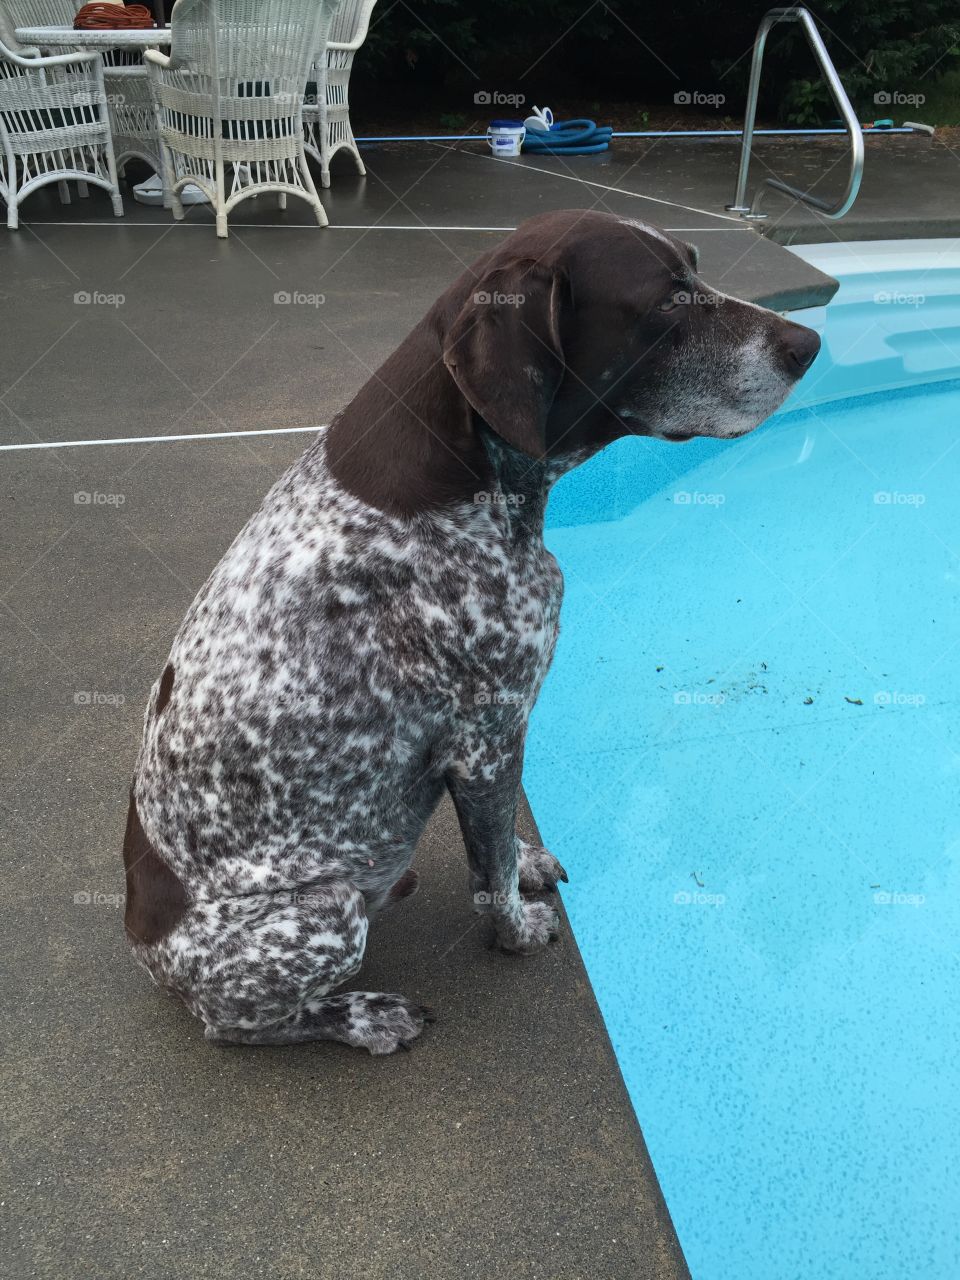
[145, 880, 431, 1053]
[208, 988, 433, 1053]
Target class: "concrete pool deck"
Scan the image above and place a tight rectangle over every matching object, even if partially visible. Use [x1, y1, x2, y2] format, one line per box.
[2, 133, 946, 1277]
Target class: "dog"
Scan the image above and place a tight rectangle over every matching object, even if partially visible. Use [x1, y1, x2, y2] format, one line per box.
[123, 208, 820, 1053]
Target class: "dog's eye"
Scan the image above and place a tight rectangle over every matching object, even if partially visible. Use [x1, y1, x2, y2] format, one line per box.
[658, 291, 689, 313]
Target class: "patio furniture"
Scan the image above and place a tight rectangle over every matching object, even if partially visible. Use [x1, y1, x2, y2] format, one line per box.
[0, 9, 121, 227]
[2, 0, 88, 200]
[302, 0, 375, 188]
[144, 0, 336, 238]
[8, 2, 170, 182]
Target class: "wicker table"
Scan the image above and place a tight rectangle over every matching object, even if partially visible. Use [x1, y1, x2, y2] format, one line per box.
[14, 25, 171, 49]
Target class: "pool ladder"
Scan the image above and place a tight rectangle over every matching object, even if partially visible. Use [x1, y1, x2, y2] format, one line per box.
[726, 6, 864, 220]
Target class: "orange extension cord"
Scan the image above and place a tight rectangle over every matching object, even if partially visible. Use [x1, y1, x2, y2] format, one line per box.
[74, 4, 155, 29]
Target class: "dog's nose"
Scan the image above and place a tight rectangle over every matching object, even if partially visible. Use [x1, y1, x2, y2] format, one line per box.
[781, 322, 821, 374]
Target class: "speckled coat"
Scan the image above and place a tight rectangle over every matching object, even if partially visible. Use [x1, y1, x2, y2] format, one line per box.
[127, 424, 569, 1050]
[122, 209, 819, 1052]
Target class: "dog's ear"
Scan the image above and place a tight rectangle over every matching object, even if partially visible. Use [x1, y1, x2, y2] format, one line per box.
[683, 240, 700, 271]
[442, 259, 566, 460]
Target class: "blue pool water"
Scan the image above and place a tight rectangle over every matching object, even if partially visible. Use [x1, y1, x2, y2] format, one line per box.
[525, 241, 960, 1279]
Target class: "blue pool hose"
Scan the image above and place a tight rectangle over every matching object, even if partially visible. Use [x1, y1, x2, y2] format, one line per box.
[521, 118, 613, 155]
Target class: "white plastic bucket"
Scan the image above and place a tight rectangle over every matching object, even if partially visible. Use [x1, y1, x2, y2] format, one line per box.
[487, 120, 525, 157]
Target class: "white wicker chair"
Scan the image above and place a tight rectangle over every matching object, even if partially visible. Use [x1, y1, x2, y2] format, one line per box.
[0, 10, 122, 228]
[303, 0, 374, 188]
[1, 0, 161, 178]
[145, 0, 338, 237]
[1, 0, 84, 201]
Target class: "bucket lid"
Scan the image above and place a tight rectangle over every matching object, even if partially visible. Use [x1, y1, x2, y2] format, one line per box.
[489, 119, 524, 129]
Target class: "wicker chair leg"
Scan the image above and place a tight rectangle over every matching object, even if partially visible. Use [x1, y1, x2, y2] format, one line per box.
[159, 149, 174, 210]
[101, 135, 123, 218]
[78, 180, 89, 198]
[320, 125, 331, 188]
[278, 190, 287, 209]
[215, 159, 227, 238]
[3, 153, 16, 228]
[298, 152, 327, 227]
[57, 179, 71, 205]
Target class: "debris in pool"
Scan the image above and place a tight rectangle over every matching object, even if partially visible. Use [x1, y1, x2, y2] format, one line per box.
[691, 872, 704, 887]
[844, 696, 864, 705]
[803, 696, 814, 705]
[656, 665, 664, 672]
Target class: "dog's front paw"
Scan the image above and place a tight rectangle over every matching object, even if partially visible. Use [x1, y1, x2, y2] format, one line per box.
[340, 992, 435, 1056]
[498, 899, 561, 954]
[517, 838, 568, 894]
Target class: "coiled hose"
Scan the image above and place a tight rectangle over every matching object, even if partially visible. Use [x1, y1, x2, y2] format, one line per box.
[522, 119, 613, 155]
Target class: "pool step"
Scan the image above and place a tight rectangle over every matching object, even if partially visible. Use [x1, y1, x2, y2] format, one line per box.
[782, 248, 960, 408]
[785, 298, 960, 407]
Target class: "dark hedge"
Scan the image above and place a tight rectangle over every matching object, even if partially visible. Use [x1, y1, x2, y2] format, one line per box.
[351, 1, 960, 123]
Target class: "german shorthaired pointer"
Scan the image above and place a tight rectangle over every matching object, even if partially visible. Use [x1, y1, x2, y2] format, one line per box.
[123, 209, 820, 1053]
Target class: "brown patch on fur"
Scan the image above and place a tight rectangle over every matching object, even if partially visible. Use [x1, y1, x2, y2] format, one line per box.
[388, 868, 419, 902]
[155, 662, 174, 716]
[122, 790, 188, 946]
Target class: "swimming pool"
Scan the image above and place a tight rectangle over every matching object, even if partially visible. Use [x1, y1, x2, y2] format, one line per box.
[525, 240, 960, 1279]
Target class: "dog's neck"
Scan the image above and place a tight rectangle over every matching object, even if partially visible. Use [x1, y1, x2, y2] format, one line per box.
[472, 423, 552, 540]
[325, 312, 562, 535]
[326, 314, 487, 516]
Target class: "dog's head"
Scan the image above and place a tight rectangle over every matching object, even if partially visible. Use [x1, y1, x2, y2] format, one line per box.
[442, 209, 820, 460]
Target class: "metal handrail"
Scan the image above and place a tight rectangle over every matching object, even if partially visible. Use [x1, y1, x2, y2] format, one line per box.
[726, 6, 864, 220]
